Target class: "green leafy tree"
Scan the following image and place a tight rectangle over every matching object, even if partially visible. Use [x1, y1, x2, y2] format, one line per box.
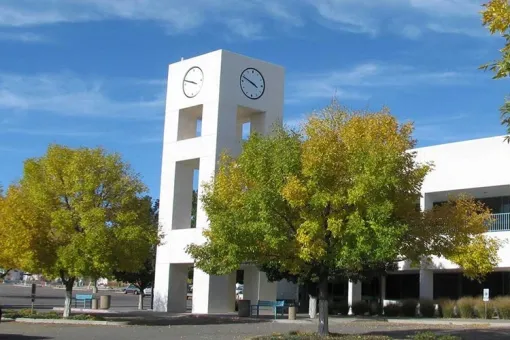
[113, 198, 160, 310]
[187, 104, 499, 336]
[0, 144, 158, 317]
[191, 190, 197, 228]
[0, 187, 14, 280]
[480, 0, 510, 137]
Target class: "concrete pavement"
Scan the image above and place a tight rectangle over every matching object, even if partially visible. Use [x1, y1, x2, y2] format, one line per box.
[1, 320, 510, 340]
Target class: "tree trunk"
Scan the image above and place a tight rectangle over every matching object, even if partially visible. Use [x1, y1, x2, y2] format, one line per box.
[150, 285, 154, 310]
[138, 292, 144, 310]
[317, 277, 329, 336]
[63, 278, 75, 318]
[309, 294, 317, 319]
[92, 279, 98, 294]
[0, 269, 11, 279]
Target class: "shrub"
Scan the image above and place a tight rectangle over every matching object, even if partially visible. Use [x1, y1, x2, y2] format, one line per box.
[401, 299, 418, 317]
[329, 301, 349, 315]
[368, 300, 381, 315]
[2, 308, 37, 319]
[456, 297, 475, 319]
[383, 303, 401, 317]
[474, 298, 494, 319]
[438, 299, 456, 318]
[69, 314, 106, 321]
[419, 300, 436, 318]
[351, 301, 369, 316]
[494, 297, 510, 319]
[0, 310, 103, 320]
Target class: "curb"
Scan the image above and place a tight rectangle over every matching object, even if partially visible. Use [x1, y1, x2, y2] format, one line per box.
[52, 307, 119, 314]
[15, 318, 128, 326]
[384, 318, 507, 328]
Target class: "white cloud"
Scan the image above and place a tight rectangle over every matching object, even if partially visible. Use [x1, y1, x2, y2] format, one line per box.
[0, 0, 488, 39]
[0, 72, 165, 120]
[1, 127, 102, 137]
[224, 19, 264, 40]
[285, 62, 473, 104]
[0, 31, 48, 42]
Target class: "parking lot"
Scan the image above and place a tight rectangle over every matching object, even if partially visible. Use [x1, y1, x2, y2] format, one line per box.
[0, 284, 156, 311]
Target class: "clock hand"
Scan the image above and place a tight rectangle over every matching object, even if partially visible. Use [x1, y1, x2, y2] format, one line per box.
[184, 80, 197, 85]
[242, 76, 258, 88]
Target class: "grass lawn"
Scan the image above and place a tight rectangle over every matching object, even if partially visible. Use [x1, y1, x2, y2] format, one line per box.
[250, 331, 461, 340]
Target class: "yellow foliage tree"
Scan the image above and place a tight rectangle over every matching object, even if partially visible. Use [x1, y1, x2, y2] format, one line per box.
[0, 145, 159, 317]
[187, 103, 500, 336]
[480, 0, 510, 136]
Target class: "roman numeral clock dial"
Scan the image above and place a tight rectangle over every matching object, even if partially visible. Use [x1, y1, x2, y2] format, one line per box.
[240, 68, 265, 100]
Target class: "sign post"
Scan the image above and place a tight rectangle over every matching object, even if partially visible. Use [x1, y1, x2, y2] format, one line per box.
[31, 283, 36, 314]
[483, 288, 490, 319]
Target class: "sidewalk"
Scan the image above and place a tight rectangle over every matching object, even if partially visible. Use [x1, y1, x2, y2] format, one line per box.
[273, 314, 510, 328]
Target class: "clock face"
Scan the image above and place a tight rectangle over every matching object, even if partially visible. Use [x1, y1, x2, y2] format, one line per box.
[182, 66, 204, 98]
[240, 68, 265, 100]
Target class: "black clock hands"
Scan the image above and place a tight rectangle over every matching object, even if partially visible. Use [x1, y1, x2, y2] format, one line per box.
[184, 80, 197, 85]
[242, 76, 258, 88]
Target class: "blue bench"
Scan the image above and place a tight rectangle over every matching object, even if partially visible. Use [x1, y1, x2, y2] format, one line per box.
[250, 300, 285, 319]
[74, 294, 93, 308]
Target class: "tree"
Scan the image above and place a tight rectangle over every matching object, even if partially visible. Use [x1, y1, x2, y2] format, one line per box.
[0, 188, 15, 280]
[191, 190, 198, 228]
[186, 104, 500, 336]
[0, 144, 158, 317]
[480, 0, 510, 137]
[113, 198, 160, 310]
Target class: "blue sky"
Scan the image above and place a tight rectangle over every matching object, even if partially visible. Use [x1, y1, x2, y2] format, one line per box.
[0, 0, 508, 199]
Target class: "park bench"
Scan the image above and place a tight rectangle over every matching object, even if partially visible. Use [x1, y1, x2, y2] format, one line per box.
[250, 300, 285, 319]
[73, 294, 93, 308]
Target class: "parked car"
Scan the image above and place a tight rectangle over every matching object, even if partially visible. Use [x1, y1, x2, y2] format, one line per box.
[143, 284, 152, 295]
[123, 284, 140, 295]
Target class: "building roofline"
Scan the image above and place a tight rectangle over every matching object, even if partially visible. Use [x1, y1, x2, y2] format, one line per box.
[411, 135, 508, 152]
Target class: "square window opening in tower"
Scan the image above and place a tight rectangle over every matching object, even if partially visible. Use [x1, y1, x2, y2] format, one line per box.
[178, 105, 203, 141]
[172, 158, 200, 230]
[236, 106, 266, 142]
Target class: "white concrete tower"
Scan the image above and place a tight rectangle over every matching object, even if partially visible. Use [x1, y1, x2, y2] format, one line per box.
[154, 50, 285, 314]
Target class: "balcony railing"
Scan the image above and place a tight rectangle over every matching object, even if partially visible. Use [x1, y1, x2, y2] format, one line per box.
[489, 213, 510, 232]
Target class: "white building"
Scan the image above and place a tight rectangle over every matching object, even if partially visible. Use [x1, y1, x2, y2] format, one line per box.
[154, 49, 510, 314]
[383, 136, 510, 303]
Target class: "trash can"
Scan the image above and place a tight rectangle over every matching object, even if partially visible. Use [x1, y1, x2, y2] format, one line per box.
[99, 295, 111, 309]
[288, 305, 296, 320]
[237, 300, 251, 317]
[91, 298, 98, 309]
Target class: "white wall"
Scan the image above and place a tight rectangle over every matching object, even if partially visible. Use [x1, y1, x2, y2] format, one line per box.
[409, 136, 510, 271]
[414, 136, 510, 194]
[155, 49, 284, 313]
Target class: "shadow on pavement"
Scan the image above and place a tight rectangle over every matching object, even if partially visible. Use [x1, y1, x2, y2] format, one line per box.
[366, 328, 510, 340]
[108, 314, 272, 326]
[0, 335, 51, 340]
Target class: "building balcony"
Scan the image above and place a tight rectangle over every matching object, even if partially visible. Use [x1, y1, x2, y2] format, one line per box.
[489, 213, 510, 232]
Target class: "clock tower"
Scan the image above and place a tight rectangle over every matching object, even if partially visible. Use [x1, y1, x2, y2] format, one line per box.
[154, 50, 285, 313]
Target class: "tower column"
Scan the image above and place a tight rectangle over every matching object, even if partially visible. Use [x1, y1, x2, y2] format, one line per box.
[192, 268, 236, 314]
[243, 266, 277, 302]
[348, 280, 362, 315]
[153, 263, 188, 312]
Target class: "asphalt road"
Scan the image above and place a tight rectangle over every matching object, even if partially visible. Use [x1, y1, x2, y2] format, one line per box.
[1, 321, 509, 340]
[0, 284, 153, 311]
